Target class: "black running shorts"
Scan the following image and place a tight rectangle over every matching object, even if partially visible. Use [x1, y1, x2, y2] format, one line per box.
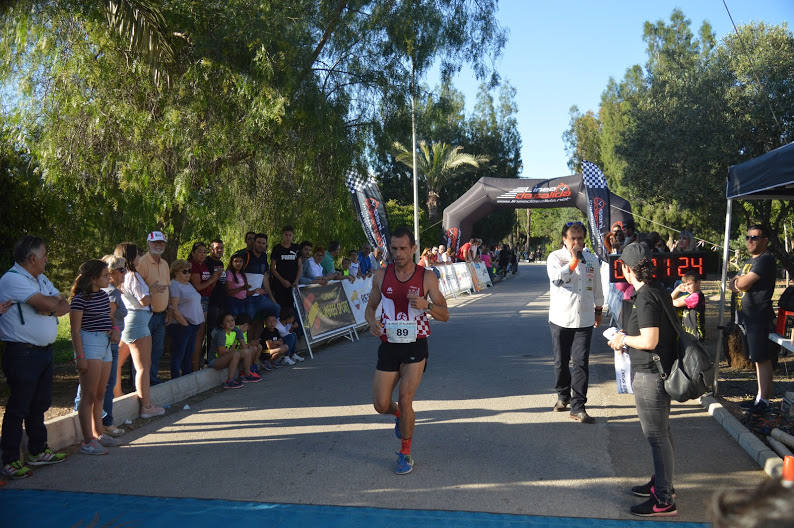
[376, 339, 429, 372]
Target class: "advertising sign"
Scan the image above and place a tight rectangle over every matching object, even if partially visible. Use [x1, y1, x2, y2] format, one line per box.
[295, 282, 357, 341]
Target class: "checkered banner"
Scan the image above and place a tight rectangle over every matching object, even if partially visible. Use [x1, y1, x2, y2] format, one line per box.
[581, 160, 610, 260]
[344, 169, 391, 260]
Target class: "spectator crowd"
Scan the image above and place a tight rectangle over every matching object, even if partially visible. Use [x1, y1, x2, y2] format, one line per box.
[0, 227, 396, 478]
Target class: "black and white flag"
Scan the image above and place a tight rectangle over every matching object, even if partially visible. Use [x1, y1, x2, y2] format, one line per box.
[344, 170, 391, 260]
[582, 160, 610, 260]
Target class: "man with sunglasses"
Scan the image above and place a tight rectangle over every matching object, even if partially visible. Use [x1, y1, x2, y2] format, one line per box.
[729, 225, 777, 413]
[547, 221, 604, 423]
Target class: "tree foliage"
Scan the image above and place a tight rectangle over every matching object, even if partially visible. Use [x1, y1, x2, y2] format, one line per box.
[563, 10, 794, 261]
[0, 1, 508, 285]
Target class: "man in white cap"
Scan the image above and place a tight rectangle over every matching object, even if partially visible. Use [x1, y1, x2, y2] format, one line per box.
[137, 230, 170, 384]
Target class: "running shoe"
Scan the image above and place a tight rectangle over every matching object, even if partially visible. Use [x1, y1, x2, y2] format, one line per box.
[631, 475, 676, 498]
[104, 426, 125, 437]
[1, 460, 32, 479]
[282, 356, 296, 366]
[394, 416, 401, 439]
[242, 373, 262, 383]
[140, 405, 165, 419]
[27, 447, 67, 466]
[291, 354, 305, 362]
[250, 363, 259, 374]
[394, 452, 414, 475]
[630, 491, 677, 517]
[97, 434, 123, 447]
[80, 439, 109, 456]
[261, 361, 274, 372]
[223, 378, 243, 389]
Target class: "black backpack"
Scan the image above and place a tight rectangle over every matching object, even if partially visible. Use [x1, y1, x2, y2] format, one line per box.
[651, 288, 715, 402]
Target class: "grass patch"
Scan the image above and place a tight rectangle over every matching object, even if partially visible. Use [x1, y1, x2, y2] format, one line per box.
[53, 316, 74, 364]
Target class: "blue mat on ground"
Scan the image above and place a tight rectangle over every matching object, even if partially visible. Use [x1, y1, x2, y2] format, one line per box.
[0, 489, 708, 528]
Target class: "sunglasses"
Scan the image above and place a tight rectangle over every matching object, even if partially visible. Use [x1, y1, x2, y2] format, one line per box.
[746, 235, 767, 241]
[181, 269, 191, 274]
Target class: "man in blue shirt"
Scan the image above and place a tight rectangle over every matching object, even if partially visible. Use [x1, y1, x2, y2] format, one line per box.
[358, 245, 373, 277]
[0, 236, 70, 479]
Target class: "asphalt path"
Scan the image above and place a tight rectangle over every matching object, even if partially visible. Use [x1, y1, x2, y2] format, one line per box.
[11, 262, 763, 522]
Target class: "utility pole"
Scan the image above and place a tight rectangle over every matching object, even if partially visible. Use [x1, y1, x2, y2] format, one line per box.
[410, 59, 420, 263]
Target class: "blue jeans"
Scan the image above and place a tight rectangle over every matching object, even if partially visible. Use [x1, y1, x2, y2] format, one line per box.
[283, 332, 297, 356]
[102, 344, 119, 426]
[1, 343, 52, 464]
[168, 323, 200, 379]
[247, 295, 281, 320]
[148, 311, 166, 384]
[633, 371, 675, 503]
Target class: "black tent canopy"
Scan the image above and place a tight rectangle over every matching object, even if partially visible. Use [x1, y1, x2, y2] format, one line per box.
[726, 142, 794, 200]
[716, 141, 794, 394]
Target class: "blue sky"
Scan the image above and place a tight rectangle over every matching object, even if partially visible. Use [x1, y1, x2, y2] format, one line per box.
[432, 0, 793, 179]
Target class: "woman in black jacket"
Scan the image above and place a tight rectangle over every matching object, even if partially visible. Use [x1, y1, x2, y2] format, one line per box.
[608, 243, 679, 517]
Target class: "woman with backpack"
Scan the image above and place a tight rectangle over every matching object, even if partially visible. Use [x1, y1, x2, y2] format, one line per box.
[607, 243, 679, 517]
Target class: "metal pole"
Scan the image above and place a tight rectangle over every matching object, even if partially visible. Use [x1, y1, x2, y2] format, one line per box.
[714, 198, 733, 396]
[785, 224, 790, 286]
[410, 60, 420, 263]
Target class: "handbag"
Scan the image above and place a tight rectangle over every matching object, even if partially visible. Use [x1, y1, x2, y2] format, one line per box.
[651, 287, 714, 402]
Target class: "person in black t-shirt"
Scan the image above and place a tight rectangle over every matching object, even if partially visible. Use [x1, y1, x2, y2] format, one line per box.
[728, 224, 777, 413]
[260, 314, 288, 366]
[270, 226, 302, 311]
[205, 239, 227, 361]
[608, 243, 678, 517]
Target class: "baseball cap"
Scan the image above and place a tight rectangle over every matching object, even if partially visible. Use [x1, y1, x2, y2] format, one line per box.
[620, 242, 648, 269]
[147, 231, 167, 243]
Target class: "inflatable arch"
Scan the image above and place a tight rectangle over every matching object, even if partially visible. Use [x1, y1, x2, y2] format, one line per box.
[442, 173, 634, 260]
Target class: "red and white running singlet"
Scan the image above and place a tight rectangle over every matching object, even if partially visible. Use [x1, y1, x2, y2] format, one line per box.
[380, 263, 431, 343]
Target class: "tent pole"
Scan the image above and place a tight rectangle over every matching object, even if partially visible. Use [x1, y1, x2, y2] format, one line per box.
[714, 198, 733, 396]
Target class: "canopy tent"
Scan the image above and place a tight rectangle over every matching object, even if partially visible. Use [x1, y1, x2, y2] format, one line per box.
[716, 141, 794, 394]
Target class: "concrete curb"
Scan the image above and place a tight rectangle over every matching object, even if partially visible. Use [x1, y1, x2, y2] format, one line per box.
[700, 394, 783, 477]
[43, 367, 229, 451]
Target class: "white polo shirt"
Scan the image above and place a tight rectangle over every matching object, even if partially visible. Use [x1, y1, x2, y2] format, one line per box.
[0, 263, 60, 346]
[547, 247, 604, 329]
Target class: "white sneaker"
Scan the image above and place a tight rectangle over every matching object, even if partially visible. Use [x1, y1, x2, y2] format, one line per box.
[282, 356, 296, 366]
[291, 354, 304, 362]
[140, 405, 165, 419]
[98, 434, 123, 447]
[80, 439, 108, 455]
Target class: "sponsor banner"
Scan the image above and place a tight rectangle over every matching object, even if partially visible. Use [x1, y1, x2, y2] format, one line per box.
[582, 161, 610, 260]
[437, 265, 459, 297]
[340, 276, 373, 326]
[345, 170, 391, 260]
[472, 262, 492, 289]
[467, 263, 482, 291]
[453, 262, 473, 292]
[295, 282, 357, 341]
[495, 182, 574, 205]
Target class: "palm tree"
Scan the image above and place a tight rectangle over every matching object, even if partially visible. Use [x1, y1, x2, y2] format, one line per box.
[105, 0, 177, 87]
[393, 140, 489, 222]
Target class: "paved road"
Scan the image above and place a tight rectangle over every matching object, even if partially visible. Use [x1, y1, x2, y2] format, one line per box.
[9, 262, 763, 522]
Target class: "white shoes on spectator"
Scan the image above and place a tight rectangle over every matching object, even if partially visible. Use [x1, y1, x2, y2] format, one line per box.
[98, 434, 123, 447]
[291, 354, 304, 362]
[140, 405, 165, 419]
[282, 356, 296, 366]
[80, 439, 108, 455]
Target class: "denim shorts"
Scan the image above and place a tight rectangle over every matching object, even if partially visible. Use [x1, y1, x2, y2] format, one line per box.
[122, 309, 152, 343]
[80, 330, 112, 362]
[200, 296, 209, 313]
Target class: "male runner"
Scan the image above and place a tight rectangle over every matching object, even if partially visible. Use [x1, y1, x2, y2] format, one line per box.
[365, 225, 449, 475]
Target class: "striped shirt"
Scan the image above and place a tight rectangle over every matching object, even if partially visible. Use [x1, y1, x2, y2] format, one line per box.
[70, 291, 112, 332]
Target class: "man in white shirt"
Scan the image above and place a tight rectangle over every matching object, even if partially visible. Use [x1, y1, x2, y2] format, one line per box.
[546, 222, 603, 424]
[0, 236, 70, 478]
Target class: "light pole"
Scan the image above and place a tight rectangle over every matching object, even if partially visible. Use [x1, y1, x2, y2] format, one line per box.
[410, 60, 420, 263]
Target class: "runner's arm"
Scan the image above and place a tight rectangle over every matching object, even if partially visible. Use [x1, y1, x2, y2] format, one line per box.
[365, 269, 384, 337]
[417, 270, 449, 322]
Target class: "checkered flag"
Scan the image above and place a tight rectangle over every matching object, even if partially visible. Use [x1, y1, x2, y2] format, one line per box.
[582, 160, 607, 189]
[345, 169, 370, 194]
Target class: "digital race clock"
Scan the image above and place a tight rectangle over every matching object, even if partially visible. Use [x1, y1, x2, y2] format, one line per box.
[608, 251, 720, 283]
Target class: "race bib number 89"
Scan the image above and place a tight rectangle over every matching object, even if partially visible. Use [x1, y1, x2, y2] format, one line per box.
[385, 320, 417, 344]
